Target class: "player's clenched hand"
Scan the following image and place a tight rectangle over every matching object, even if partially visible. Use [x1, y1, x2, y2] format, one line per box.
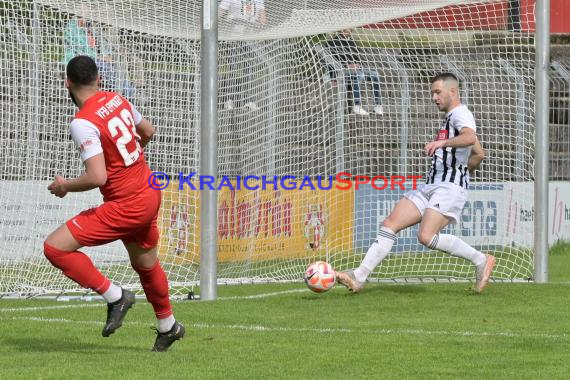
[48, 175, 68, 198]
[424, 140, 446, 156]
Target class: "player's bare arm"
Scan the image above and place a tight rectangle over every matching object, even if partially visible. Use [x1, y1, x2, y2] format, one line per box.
[424, 127, 477, 156]
[468, 137, 485, 172]
[136, 117, 155, 148]
[48, 153, 107, 198]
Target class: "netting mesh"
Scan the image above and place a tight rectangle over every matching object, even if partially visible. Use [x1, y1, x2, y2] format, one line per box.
[0, 0, 539, 295]
[551, 59, 570, 181]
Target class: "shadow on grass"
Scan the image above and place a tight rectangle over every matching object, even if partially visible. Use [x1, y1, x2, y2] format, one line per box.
[2, 336, 143, 353]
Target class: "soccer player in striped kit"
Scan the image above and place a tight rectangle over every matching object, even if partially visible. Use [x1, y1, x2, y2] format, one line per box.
[337, 73, 495, 293]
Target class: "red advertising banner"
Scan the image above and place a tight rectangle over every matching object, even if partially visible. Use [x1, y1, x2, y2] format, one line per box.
[366, 1, 570, 34]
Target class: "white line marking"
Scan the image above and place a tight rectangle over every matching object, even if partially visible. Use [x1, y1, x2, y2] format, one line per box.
[217, 288, 308, 300]
[0, 304, 102, 313]
[0, 289, 310, 312]
[3, 316, 570, 341]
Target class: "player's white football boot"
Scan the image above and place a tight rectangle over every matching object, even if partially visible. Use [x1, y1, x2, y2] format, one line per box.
[474, 254, 496, 293]
[336, 270, 364, 293]
[352, 105, 369, 116]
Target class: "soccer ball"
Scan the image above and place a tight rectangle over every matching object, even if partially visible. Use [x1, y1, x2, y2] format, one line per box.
[304, 261, 336, 293]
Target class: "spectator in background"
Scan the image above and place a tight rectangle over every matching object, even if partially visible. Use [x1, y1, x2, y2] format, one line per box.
[64, 16, 136, 99]
[218, 0, 267, 111]
[327, 28, 384, 116]
[507, 0, 521, 32]
[219, 0, 267, 34]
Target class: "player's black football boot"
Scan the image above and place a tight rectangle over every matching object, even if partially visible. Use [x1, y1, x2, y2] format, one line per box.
[152, 321, 186, 352]
[102, 289, 135, 337]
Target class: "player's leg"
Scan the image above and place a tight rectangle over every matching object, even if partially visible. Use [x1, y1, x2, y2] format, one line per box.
[46, 207, 137, 336]
[418, 188, 495, 293]
[416, 208, 453, 246]
[181, 228, 188, 253]
[242, 42, 258, 111]
[220, 43, 235, 110]
[361, 67, 383, 112]
[125, 242, 185, 351]
[337, 197, 422, 292]
[347, 70, 366, 115]
[44, 221, 124, 305]
[313, 226, 321, 250]
[123, 184, 183, 350]
[356, 197, 422, 280]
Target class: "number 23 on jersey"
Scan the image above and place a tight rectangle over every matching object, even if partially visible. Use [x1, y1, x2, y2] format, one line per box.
[107, 109, 142, 166]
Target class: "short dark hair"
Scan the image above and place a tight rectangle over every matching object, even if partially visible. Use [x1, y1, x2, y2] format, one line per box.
[66, 55, 98, 86]
[430, 72, 458, 85]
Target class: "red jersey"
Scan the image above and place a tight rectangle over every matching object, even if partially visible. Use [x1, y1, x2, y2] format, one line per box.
[70, 91, 152, 201]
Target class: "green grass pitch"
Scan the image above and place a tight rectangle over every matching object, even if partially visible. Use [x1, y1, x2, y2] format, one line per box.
[1, 243, 570, 379]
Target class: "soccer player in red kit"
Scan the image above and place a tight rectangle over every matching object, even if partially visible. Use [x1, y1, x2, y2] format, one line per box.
[44, 55, 184, 352]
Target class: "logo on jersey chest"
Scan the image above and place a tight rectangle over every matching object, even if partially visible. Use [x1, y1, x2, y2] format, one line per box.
[436, 129, 449, 141]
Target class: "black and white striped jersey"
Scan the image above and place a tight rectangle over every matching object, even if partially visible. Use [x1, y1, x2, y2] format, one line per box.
[426, 104, 476, 189]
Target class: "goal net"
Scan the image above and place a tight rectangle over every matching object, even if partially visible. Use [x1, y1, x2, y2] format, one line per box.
[0, 0, 535, 296]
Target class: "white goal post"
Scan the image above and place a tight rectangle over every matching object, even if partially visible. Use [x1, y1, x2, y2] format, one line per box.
[0, 0, 547, 297]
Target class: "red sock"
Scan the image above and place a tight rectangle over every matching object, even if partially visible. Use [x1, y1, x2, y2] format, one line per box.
[134, 261, 172, 319]
[44, 242, 111, 293]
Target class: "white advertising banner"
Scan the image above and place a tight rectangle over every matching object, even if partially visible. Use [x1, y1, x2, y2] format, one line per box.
[355, 181, 569, 252]
[503, 182, 570, 247]
[548, 182, 570, 244]
[0, 181, 568, 263]
[0, 181, 126, 262]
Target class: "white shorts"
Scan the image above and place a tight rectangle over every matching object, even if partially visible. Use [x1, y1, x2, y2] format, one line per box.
[404, 183, 467, 223]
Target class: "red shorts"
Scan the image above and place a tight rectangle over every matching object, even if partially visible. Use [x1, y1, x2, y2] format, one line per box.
[67, 188, 162, 249]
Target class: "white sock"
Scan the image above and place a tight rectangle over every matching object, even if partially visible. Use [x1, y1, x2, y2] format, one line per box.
[102, 283, 122, 303]
[157, 315, 176, 333]
[428, 234, 486, 266]
[354, 227, 396, 283]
